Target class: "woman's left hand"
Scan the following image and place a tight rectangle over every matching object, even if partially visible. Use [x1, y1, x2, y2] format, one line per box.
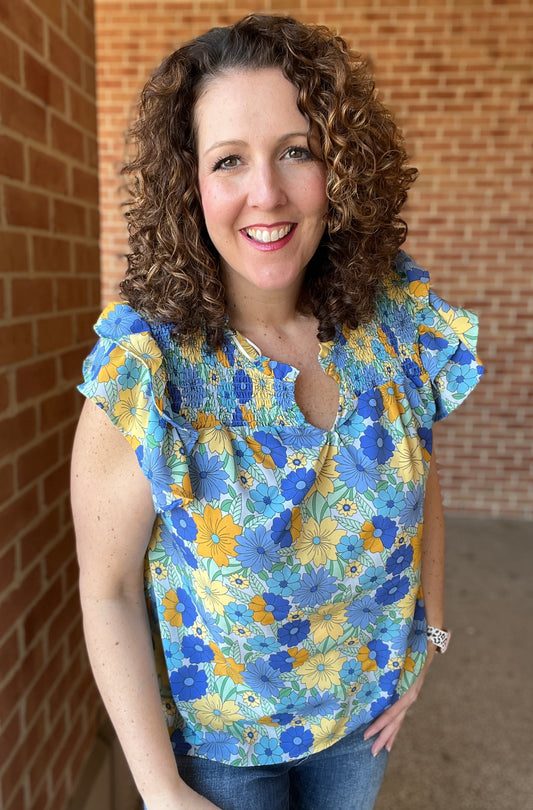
[363, 647, 436, 756]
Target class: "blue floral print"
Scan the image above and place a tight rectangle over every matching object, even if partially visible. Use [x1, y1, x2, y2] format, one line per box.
[79, 252, 482, 766]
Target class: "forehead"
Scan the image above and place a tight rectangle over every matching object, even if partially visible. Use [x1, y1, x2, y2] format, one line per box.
[194, 67, 308, 150]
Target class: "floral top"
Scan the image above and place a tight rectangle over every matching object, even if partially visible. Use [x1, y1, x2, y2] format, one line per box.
[79, 251, 482, 766]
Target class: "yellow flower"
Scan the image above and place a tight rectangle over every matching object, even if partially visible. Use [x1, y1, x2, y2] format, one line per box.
[299, 650, 344, 691]
[345, 560, 363, 578]
[345, 327, 374, 363]
[309, 717, 348, 753]
[309, 602, 348, 643]
[361, 520, 385, 553]
[288, 452, 307, 471]
[249, 595, 276, 625]
[294, 517, 342, 566]
[112, 382, 149, 439]
[382, 269, 410, 304]
[193, 505, 240, 566]
[229, 573, 249, 589]
[193, 694, 244, 730]
[286, 646, 309, 668]
[192, 569, 232, 615]
[410, 526, 423, 571]
[150, 561, 168, 580]
[97, 345, 125, 383]
[311, 444, 338, 496]
[210, 643, 245, 684]
[435, 309, 473, 341]
[233, 624, 252, 638]
[237, 470, 254, 489]
[378, 381, 406, 423]
[254, 376, 274, 410]
[357, 645, 378, 672]
[377, 328, 399, 358]
[389, 435, 425, 484]
[127, 332, 162, 374]
[161, 589, 187, 628]
[239, 406, 257, 428]
[397, 583, 421, 619]
[241, 692, 261, 709]
[243, 727, 259, 745]
[92, 395, 109, 411]
[336, 498, 357, 517]
[196, 412, 235, 455]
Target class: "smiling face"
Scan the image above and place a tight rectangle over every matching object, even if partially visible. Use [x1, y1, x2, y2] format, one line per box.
[195, 68, 328, 306]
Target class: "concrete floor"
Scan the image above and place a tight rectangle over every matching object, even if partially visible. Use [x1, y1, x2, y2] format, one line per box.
[375, 516, 533, 810]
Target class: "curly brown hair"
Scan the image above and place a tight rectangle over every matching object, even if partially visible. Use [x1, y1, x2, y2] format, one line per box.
[120, 14, 417, 348]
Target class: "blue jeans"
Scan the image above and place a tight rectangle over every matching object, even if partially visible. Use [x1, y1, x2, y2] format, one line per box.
[160, 723, 388, 810]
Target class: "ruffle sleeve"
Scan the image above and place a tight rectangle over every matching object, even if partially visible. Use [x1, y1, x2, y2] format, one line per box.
[78, 302, 198, 512]
[400, 252, 484, 422]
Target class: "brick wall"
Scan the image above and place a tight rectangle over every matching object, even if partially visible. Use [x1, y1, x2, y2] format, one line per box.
[95, 0, 533, 519]
[0, 1, 103, 809]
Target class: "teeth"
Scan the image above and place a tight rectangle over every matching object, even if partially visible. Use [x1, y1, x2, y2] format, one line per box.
[245, 225, 292, 243]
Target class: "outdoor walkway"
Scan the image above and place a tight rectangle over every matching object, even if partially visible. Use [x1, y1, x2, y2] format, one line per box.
[375, 516, 532, 809]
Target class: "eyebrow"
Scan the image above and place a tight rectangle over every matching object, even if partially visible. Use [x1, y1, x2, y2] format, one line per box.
[203, 132, 310, 157]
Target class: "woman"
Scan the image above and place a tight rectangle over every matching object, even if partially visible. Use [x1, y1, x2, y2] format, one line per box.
[71, 14, 482, 810]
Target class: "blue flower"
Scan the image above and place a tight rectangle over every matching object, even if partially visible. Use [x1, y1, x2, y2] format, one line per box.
[375, 575, 410, 606]
[402, 358, 423, 388]
[101, 304, 146, 338]
[170, 727, 192, 756]
[380, 324, 399, 355]
[360, 424, 395, 465]
[225, 602, 254, 625]
[249, 483, 285, 517]
[447, 364, 479, 395]
[302, 692, 340, 717]
[346, 596, 381, 630]
[171, 508, 198, 542]
[340, 658, 363, 682]
[273, 379, 294, 410]
[236, 525, 277, 573]
[358, 389, 384, 420]
[233, 369, 253, 403]
[357, 681, 380, 704]
[189, 452, 228, 501]
[277, 618, 311, 646]
[247, 635, 280, 654]
[280, 726, 314, 757]
[292, 569, 337, 607]
[373, 484, 402, 518]
[233, 441, 255, 470]
[379, 670, 400, 693]
[366, 639, 391, 668]
[399, 487, 424, 526]
[279, 426, 324, 449]
[267, 565, 300, 595]
[407, 618, 427, 653]
[251, 431, 287, 468]
[417, 427, 433, 456]
[142, 447, 174, 491]
[359, 566, 387, 590]
[269, 650, 297, 673]
[271, 509, 294, 548]
[170, 664, 208, 701]
[280, 468, 316, 504]
[261, 592, 291, 622]
[146, 410, 167, 445]
[337, 534, 364, 560]
[370, 697, 390, 718]
[116, 356, 141, 389]
[181, 635, 215, 664]
[198, 731, 239, 761]
[243, 660, 283, 698]
[419, 330, 449, 352]
[342, 412, 366, 439]
[255, 736, 284, 764]
[333, 446, 380, 493]
[162, 639, 184, 669]
[386, 545, 413, 575]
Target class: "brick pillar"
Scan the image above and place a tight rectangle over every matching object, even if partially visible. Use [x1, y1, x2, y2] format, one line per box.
[0, 2, 103, 809]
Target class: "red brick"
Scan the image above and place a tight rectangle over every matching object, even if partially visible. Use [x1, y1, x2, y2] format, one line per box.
[15, 357, 57, 403]
[53, 198, 87, 237]
[17, 433, 60, 490]
[0, 462, 15, 505]
[36, 314, 73, 354]
[33, 235, 71, 274]
[70, 85, 97, 131]
[29, 146, 69, 194]
[72, 166, 99, 203]
[0, 134, 25, 181]
[0, 322, 34, 366]
[39, 386, 77, 433]
[74, 241, 100, 275]
[0, 231, 29, 273]
[4, 184, 50, 230]
[20, 505, 61, 571]
[43, 459, 71, 506]
[11, 276, 55, 317]
[0, 27, 20, 83]
[50, 113, 84, 161]
[23, 52, 66, 112]
[49, 28, 82, 86]
[0, 2, 44, 53]
[0, 81, 46, 142]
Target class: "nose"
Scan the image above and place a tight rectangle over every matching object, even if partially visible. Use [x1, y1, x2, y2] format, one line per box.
[247, 161, 287, 210]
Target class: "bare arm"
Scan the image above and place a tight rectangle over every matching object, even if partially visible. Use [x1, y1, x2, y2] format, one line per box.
[71, 399, 221, 810]
[364, 451, 445, 755]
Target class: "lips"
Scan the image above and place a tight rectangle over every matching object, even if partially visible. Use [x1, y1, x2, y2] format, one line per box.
[243, 224, 294, 244]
